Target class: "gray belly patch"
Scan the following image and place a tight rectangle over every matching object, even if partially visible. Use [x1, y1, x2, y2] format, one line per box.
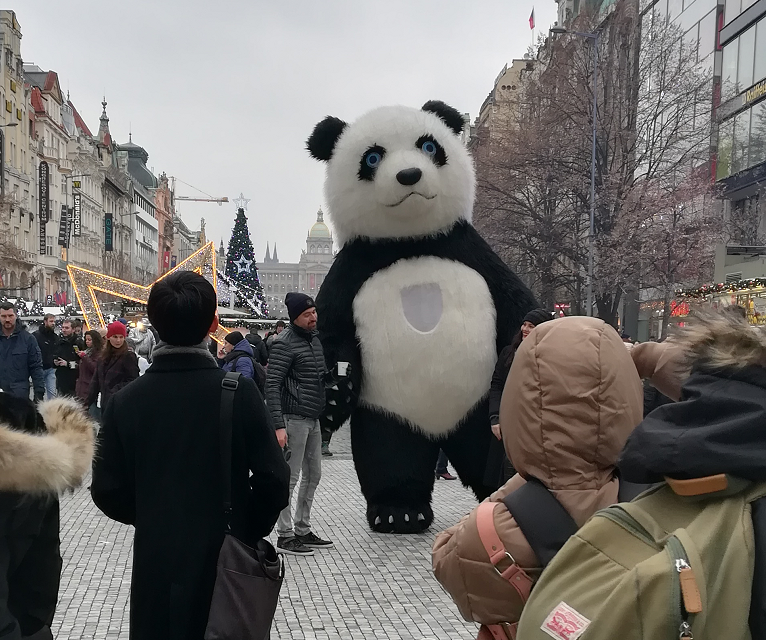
[400, 283, 443, 333]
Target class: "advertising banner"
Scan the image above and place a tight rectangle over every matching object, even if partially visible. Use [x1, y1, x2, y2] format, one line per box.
[105, 213, 114, 252]
[38, 161, 49, 254]
[58, 205, 69, 246]
[72, 192, 82, 237]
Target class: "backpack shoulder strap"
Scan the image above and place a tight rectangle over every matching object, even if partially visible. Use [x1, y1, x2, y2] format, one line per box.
[750, 495, 766, 638]
[502, 477, 579, 567]
[219, 372, 241, 531]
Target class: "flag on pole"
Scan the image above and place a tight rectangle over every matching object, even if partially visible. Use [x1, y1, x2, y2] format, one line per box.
[529, 7, 535, 29]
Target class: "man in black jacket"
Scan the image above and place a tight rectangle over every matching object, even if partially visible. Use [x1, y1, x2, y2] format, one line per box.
[266, 292, 333, 556]
[91, 272, 290, 640]
[53, 319, 84, 397]
[33, 314, 59, 400]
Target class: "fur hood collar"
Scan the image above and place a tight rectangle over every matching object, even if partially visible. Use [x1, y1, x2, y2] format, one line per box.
[0, 397, 96, 494]
[677, 311, 766, 372]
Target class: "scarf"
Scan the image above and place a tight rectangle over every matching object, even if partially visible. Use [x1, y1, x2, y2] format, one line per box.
[152, 340, 217, 364]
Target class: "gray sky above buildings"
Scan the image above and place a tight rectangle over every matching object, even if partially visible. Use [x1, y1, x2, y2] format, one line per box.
[20, 0, 555, 263]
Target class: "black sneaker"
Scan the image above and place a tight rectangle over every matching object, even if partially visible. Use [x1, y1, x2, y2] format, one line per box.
[276, 537, 314, 556]
[321, 443, 333, 457]
[295, 532, 334, 549]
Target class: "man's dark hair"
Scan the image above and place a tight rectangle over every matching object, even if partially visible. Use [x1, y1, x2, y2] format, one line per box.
[147, 272, 217, 346]
[0, 302, 15, 312]
[43, 313, 55, 321]
[276, 320, 285, 328]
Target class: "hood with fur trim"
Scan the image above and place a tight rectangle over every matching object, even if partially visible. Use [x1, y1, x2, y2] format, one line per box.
[620, 312, 766, 483]
[0, 396, 96, 493]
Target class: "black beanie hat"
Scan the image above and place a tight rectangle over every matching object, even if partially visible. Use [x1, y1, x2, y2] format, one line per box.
[224, 331, 245, 346]
[286, 292, 316, 323]
[523, 309, 553, 326]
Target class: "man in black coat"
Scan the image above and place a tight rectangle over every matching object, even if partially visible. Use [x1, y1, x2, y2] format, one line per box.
[53, 319, 84, 397]
[33, 314, 59, 400]
[91, 272, 290, 640]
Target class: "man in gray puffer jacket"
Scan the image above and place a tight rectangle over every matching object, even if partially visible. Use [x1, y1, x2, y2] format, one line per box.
[266, 293, 333, 556]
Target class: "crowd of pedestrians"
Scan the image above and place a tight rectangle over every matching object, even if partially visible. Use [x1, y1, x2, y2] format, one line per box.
[4, 280, 766, 638]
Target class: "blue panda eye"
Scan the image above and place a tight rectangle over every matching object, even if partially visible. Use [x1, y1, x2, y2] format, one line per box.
[365, 151, 382, 168]
[421, 140, 437, 156]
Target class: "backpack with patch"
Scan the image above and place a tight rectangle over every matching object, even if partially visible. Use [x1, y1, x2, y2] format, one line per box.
[515, 475, 766, 640]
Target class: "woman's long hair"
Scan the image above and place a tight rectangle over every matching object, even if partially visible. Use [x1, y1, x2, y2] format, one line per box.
[85, 330, 104, 356]
[504, 330, 525, 367]
[103, 338, 128, 361]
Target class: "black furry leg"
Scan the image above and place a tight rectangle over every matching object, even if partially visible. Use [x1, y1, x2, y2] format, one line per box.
[440, 398, 495, 501]
[351, 406, 439, 534]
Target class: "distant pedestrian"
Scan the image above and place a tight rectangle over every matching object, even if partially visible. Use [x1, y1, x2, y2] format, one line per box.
[246, 330, 269, 366]
[128, 317, 156, 363]
[0, 303, 45, 401]
[0, 391, 96, 640]
[86, 322, 139, 414]
[91, 271, 289, 640]
[266, 320, 286, 353]
[435, 449, 456, 480]
[53, 318, 85, 396]
[222, 331, 266, 392]
[486, 309, 553, 489]
[267, 293, 334, 556]
[76, 330, 103, 419]
[33, 314, 59, 400]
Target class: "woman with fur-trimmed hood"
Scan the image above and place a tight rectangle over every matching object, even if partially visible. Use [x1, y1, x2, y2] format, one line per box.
[0, 392, 96, 640]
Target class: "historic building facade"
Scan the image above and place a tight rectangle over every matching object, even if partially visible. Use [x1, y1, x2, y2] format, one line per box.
[257, 208, 335, 318]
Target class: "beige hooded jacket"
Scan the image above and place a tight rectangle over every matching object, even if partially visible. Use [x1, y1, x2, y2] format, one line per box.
[432, 317, 642, 626]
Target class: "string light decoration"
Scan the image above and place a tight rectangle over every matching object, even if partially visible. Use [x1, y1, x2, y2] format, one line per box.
[677, 278, 766, 300]
[224, 205, 267, 315]
[68, 242, 231, 344]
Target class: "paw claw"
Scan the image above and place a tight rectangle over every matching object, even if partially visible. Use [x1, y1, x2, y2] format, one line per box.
[404, 514, 410, 522]
[418, 513, 425, 521]
[388, 515, 394, 524]
[375, 516, 381, 525]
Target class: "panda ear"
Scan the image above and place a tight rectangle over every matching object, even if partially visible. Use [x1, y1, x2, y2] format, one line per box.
[306, 116, 348, 162]
[422, 100, 464, 136]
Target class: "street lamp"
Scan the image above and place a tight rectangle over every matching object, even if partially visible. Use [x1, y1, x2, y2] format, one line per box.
[0, 122, 19, 201]
[550, 26, 599, 317]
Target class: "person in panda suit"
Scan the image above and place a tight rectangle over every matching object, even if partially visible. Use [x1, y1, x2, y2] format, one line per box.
[308, 100, 537, 533]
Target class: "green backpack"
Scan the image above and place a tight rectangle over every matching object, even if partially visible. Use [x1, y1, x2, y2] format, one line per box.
[515, 477, 766, 640]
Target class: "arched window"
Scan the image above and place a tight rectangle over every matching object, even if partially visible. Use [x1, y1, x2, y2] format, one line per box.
[324, 245, 330, 254]
[310, 245, 315, 254]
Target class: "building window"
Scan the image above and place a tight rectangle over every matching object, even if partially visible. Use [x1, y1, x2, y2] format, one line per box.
[721, 17, 766, 102]
[717, 100, 766, 179]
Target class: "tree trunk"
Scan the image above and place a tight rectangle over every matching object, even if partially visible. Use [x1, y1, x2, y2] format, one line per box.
[660, 285, 673, 340]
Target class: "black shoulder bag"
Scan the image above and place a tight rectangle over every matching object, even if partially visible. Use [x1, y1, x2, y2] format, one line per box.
[205, 372, 285, 640]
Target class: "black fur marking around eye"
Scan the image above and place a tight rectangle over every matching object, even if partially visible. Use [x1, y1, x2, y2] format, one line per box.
[421, 100, 465, 136]
[416, 135, 448, 167]
[358, 145, 386, 181]
[307, 116, 348, 162]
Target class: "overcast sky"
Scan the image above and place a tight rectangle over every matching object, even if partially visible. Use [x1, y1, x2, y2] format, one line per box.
[20, 0, 556, 263]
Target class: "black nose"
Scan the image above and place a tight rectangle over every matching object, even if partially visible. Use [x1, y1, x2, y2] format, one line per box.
[396, 168, 422, 186]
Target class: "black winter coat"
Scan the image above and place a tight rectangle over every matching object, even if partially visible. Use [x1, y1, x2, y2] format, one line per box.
[86, 349, 139, 410]
[33, 327, 59, 370]
[265, 324, 326, 427]
[246, 333, 269, 366]
[91, 350, 290, 640]
[54, 335, 85, 396]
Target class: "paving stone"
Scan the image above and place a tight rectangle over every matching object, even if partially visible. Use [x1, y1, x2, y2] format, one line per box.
[54, 422, 479, 639]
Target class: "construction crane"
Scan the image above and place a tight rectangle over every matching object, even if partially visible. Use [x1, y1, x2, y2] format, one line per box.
[170, 177, 228, 205]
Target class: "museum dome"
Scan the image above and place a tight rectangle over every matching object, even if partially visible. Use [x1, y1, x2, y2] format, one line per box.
[309, 208, 331, 238]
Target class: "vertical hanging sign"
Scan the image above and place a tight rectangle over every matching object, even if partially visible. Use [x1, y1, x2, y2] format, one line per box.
[104, 213, 114, 251]
[58, 205, 69, 246]
[72, 192, 81, 237]
[38, 161, 49, 254]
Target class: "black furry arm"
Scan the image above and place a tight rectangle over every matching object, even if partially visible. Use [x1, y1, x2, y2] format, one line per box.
[452, 224, 538, 352]
[316, 254, 363, 431]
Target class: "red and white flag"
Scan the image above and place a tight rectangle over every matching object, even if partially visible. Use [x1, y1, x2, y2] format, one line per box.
[529, 7, 535, 29]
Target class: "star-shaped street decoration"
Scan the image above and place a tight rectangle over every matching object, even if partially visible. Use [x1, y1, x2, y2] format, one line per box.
[234, 256, 252, 274]
[67, 242, 231, 345]
[232, 193, 251, 211]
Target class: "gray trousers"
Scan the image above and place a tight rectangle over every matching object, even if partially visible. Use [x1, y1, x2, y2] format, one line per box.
[276, 416, 322, 538]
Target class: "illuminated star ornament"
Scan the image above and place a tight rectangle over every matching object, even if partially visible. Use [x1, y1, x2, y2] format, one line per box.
[67, 242, 231, 344]
[232, 193, 251, 210]
[233, 256, 252, 274]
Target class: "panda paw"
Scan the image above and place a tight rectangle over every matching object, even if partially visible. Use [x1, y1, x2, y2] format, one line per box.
[366, 503, 433, 534]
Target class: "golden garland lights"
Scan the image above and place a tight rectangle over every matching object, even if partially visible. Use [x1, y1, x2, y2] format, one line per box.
[677, 278, 766, 300]
[67, 242, 231, 344]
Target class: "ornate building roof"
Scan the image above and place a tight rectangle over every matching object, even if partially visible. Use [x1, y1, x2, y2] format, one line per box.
[308, 208, 331, 238]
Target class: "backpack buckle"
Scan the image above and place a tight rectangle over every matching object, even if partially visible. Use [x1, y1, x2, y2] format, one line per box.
[222, 377, 239, 391]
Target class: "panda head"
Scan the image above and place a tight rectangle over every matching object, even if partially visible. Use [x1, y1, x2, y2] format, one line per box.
[307, 101, 475, 245]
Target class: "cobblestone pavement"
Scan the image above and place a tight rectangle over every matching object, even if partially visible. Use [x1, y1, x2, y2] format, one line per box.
[54, 423, 481, 639]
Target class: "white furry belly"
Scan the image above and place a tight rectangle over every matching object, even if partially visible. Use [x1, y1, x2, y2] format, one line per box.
[353, 256, 497, 436]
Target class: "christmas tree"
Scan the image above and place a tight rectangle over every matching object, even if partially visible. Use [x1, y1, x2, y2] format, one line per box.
[224, 206, 267, 314]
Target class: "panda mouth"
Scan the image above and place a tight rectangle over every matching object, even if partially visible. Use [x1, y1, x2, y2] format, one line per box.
[385, 192, 436, 208]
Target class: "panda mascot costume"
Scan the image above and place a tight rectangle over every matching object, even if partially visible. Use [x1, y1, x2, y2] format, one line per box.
[308, 100, 536, 534]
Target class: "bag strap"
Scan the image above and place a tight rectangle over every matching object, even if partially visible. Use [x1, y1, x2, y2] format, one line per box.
[501, 477, 578, 567]
[219, 372, 241, 531]
[475, 502, 534, 603]
[478, 622, 517, 640]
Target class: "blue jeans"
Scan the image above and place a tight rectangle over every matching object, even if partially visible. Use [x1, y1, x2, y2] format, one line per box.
[43, 369, 57, 400]
[276, 416, 322, 538]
